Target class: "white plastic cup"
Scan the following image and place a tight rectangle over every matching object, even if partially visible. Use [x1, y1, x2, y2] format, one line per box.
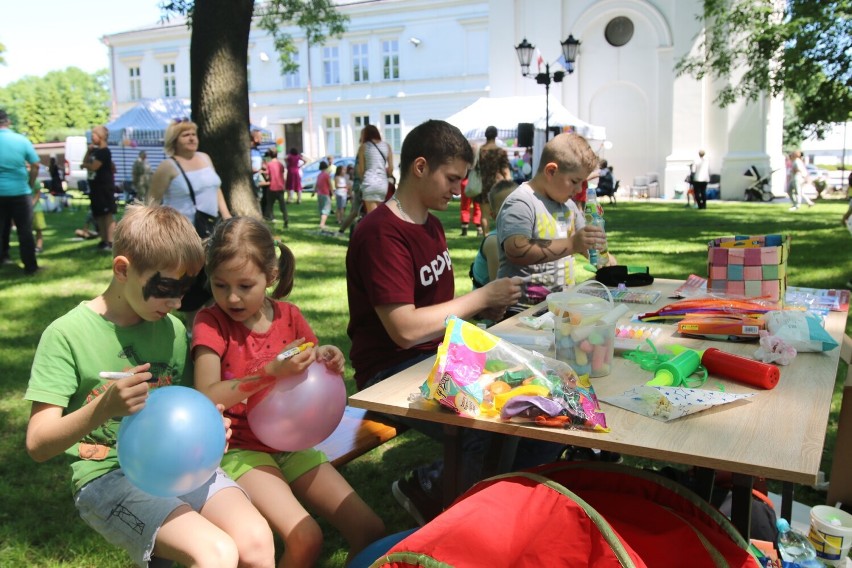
[808, 505, 852, 566]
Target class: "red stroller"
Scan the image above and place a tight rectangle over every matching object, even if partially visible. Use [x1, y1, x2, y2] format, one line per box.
[743, 165, 776, 201]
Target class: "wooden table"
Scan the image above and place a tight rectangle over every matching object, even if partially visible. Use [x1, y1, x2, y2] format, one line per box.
[350, 279, 849, 537]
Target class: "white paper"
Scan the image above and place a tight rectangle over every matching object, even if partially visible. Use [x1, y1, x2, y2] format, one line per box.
[601, 386, 755, 422]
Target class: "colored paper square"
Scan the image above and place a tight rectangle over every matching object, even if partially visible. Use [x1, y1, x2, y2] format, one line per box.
[762, 265, 779, 280]
[711, 265, 728, 280]
[727, 281, 745, 296]
[762, 280, 780, 298]
[777, 263, 786, 278]
[744, 266, 763, 280]
[728, 249, 745, 265]
[709, 279, 727, 291]
[744, 280, 763, 296]
[711, 248, 728, 264]
[761, 248, 779, 265]
[727, 264, 743, 281]
[744, 248, 762, 266]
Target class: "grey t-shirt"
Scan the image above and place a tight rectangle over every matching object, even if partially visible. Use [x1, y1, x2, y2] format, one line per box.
[496, 182, 585, 288]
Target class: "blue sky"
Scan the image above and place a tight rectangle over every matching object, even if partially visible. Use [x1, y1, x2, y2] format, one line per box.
[0, 0, 165, 87]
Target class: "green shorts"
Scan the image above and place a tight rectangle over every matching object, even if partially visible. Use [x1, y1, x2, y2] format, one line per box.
[32, 210, 46, 231]
[220, 447, 328, 483]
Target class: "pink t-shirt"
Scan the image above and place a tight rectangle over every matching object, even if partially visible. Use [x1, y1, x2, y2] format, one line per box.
[346, 204, 454, 388]
[316, 170, 332, 196]
[267, 159, 285, 192]
[192, 301, 318, 452]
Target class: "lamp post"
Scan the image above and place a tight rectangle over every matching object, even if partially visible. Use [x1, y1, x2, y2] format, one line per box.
[515, 35, 580, 141]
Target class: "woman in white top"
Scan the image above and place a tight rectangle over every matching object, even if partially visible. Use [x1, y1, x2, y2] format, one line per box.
[355, 124, 394, 214]
[333, 166, 350, 225]
[788, 150, 814, 210]
[148, 119, 231, 223]
[148, 119, 232, 313]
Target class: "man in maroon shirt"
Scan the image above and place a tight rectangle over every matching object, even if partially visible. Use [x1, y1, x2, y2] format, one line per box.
[346, 120, 560, 525]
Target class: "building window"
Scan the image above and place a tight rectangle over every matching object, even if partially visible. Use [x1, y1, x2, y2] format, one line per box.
[382, 40, 399, 80]
[383, 113, 401, 153]
[284, 52, 301, 88]
[353, 114, 370, 130]
[352, 42, 369, 83]
[129, 67, 142, 100]
[163, 62, 177, 97]
[324, 116, 341, 155]
[322, 46, 340, 85]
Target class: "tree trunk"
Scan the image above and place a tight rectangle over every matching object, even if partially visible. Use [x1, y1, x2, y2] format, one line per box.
[190, 0, 260, 217]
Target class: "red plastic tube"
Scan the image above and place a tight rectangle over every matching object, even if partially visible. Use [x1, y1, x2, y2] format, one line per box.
[701, 347, 780, 390]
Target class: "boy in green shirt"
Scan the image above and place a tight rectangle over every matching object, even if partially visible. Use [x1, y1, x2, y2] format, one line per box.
[25, 205, 274, 568]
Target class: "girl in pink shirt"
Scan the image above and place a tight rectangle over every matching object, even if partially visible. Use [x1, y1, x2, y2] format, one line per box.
[315, 161, 333, 232]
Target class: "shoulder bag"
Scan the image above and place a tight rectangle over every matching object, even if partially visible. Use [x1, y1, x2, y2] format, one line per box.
[465, 146, 483, 198]
[172, 157, 218, 238]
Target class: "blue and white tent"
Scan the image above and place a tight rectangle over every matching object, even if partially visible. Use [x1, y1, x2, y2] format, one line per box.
[104, 98, 272, 184]
[106, 98, 272, 146]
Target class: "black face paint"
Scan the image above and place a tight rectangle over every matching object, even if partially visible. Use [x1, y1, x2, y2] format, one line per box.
[141, 272, 196, 300]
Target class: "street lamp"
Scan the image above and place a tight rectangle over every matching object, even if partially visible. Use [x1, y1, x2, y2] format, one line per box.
[515, 35, 580, 141]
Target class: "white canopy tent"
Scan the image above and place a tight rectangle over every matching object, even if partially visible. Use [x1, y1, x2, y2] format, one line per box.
[445, 95, 606, 142]
[445, 96, 607, 173]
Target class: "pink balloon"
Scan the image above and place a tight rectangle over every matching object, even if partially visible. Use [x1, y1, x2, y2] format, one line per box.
[247, 362, 346, 451]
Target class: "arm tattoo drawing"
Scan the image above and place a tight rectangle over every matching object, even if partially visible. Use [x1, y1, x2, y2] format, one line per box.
[505, 236, 570, 264]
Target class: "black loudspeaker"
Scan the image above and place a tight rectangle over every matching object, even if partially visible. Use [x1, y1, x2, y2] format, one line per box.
[517, 122, 534, 147]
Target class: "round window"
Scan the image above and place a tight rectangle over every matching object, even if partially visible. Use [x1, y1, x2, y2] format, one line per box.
[605, 16, 634, 47]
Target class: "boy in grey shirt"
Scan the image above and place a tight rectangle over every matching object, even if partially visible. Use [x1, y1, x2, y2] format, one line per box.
[497, 132, 605, 293]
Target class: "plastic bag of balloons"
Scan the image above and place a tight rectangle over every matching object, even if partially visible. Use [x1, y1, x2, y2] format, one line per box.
[420, 316, 608, 431]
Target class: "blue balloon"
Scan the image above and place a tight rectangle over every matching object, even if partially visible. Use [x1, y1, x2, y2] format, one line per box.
[117, 386, 225, 497]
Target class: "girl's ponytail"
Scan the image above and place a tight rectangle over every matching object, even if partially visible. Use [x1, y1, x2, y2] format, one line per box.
[271, 241, 295, 299]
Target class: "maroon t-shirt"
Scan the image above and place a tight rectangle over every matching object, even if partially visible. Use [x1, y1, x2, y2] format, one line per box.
[192, 301, 317, 452]
[346, 205, 455, 389]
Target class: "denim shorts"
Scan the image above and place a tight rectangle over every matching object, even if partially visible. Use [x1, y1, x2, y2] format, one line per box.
[317, 194, 332, 215]
[74, 468, 243, 567]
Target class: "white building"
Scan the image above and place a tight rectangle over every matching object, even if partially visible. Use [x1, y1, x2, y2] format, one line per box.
[102, 0, 784, 199]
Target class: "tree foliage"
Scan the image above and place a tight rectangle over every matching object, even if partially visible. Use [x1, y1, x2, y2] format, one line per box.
[0, 68, 110, 142]
[159, 0, 348, 215]
[677, 0, 852, 140]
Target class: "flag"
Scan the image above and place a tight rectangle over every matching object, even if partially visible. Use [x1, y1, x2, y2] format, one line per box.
[536, 48, 544, 73]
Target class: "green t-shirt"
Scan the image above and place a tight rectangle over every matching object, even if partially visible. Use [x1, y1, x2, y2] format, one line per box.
[25, 302, 192, 494]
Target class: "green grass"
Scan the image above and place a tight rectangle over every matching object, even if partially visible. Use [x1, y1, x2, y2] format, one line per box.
[1, 193, 850, 566]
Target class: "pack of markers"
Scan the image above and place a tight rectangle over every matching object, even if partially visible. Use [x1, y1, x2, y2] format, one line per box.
[578, 286, 661, 305]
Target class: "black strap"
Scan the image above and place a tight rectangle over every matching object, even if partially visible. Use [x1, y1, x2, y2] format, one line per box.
[369, 141, 387, 165]
[171, 157, 198, 208]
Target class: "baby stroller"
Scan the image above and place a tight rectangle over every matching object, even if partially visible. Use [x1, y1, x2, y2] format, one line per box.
[743, 165, 775, 202]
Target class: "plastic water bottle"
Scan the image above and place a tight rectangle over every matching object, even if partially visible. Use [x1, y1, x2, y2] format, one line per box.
[776, 518, 820, 566]
[584, 187, 607, 268]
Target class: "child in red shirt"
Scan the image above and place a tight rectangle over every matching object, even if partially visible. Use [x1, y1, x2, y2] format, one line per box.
[315, 161, 333, 233]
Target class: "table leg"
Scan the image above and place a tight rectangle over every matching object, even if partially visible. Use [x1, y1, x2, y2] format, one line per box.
[731, 473, 754, 539]
[694, 467, 716, 503]
[442, 424, 460, 509]
[781, 481, 794, 523]
[482, 434, 520, 477]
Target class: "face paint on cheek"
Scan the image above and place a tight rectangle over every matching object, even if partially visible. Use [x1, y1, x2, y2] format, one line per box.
[142, 272, 197, 300]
